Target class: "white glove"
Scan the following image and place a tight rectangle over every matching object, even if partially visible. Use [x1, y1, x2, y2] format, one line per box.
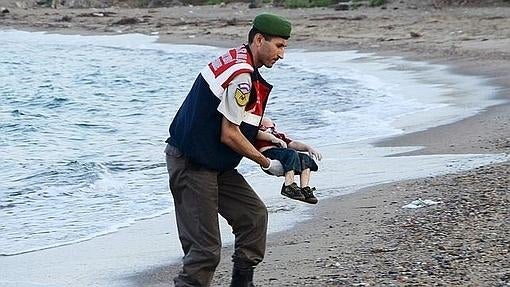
[261, 159, 285, 176]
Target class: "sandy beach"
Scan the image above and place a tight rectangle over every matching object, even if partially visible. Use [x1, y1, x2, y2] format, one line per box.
[1, 0, 509, 286]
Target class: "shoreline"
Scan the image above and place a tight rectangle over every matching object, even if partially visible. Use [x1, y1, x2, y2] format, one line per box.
[119, 4, 510, 286]
[130, 31, 510, 285]
[1, 3, 509, 286]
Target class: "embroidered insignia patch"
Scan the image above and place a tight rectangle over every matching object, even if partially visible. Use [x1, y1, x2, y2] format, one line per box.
[234, 83, 250, 106]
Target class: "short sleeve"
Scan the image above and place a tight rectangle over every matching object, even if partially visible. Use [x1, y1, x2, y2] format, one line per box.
[217, 73, 252, 126]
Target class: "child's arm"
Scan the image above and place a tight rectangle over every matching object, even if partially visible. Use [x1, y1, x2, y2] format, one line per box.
[256, 130, 287, 148]
[288, 140, 322, 161]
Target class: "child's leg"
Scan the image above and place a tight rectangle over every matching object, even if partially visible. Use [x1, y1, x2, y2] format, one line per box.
[284, 170, 295, 186]
[297, 153, 318, 186]
[299, 168, 311, 188]
[299, 167, 318, 204]
[262, 148, 302, 184]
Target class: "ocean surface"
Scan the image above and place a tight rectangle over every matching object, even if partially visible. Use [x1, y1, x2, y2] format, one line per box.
[0, 30, 507, 258]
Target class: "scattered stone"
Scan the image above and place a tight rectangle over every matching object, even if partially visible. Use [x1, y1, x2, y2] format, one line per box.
[147, 0, 183, 8]
[226, 18, 238, 26]
[248, 0, 262, 8]
[334, 3, 350, 10]
[309, 15, 367, 21]
[57, 15, 72, 22]
[269, 162, 508, 286]
[1, 7, 9, 13]
[410, 31, 423, 38]
[78, 11, 116, 17]
[370, 247, 398, 253]
[112, 17, 141, 25]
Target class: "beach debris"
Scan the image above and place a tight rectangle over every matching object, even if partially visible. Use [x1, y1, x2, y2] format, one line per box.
[334, 3, 351, 10]
[377, 37, 398, 42]
[57, 15, 72, 22]
[310, 15, 367, 21]
[380, 24, 394, 30]
[113, 17, 142, 25]
[410, 31, 423, 38]
[148, 0, 183, 7]
[370, 247, 397, 253]
[78, 11, 116, 17]
[482, 16, 506, 20]
[248, 0, 262, 8]
[226, 18, 239, 26]
[1, 7, 10, 13]
[355, 205, 377, 209]
[402, 198, 441, 209]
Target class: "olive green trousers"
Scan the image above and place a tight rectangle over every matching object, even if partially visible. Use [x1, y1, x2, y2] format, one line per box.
[165, 145, 268, 287]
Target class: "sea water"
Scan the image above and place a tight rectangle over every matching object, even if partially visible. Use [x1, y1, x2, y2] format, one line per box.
[0, 30, 507, 259]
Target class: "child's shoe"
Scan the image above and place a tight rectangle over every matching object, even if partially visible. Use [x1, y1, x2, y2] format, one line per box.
[300, 186, 318, 204]
[281, 183, 305, 201]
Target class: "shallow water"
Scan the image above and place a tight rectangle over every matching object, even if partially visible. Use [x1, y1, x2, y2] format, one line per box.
[0, 30, 506, 257]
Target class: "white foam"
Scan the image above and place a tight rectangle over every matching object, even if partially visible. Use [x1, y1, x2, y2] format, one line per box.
[0, 281, 61, 287]
[0, 29, 219, 53]
[269, 50, 502, 143]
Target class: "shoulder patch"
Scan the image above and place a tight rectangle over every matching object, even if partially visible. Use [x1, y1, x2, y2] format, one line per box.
[234, 83, 251, 106]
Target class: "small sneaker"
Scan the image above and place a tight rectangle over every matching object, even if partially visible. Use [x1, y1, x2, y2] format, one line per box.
[281, 183, 305, 201]
[300, 186, 318, 204]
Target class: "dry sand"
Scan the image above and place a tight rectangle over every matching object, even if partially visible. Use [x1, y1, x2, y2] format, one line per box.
[1, 1, 509, 286]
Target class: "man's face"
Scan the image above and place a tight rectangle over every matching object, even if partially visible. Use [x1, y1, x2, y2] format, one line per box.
[258, 36, 288, 68]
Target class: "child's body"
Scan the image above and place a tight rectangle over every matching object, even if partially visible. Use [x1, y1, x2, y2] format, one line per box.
[255, 117, 322, 204]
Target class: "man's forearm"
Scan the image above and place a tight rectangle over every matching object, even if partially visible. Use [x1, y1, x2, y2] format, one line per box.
[221, 117, 270, 168]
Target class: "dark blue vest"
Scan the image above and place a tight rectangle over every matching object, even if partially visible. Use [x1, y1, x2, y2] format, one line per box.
[166, 46, 272, 172]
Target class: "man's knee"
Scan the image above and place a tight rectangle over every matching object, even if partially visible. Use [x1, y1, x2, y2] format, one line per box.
[260, 204, 268, 224]
[235, 200, 267, 233]
[252, 200, 268, 225]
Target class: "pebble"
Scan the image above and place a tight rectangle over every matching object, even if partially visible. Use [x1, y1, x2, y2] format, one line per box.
[305, 162, 509, 286]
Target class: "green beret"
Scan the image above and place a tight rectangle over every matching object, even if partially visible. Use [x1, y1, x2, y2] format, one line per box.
[253, 13, 292, 39]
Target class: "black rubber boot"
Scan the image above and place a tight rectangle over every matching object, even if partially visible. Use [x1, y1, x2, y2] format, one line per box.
[230, 267, 255, 287]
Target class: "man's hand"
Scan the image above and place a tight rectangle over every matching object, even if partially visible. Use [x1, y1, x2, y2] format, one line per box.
[261, 159, 284, 176]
